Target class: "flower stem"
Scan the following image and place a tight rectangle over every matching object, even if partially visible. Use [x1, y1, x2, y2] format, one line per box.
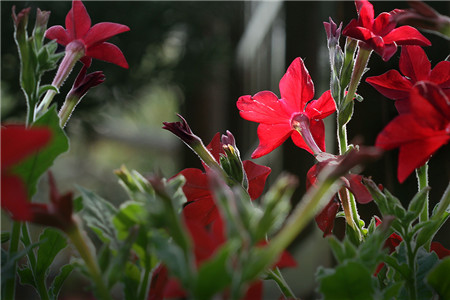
[416, 163, 429, 223]
[4, 221, 21, 300]
[341, 46, 371, 110]
[66, 224, 111, 300]
[58, 95, 80, 128]
[267, 268, 298, 299]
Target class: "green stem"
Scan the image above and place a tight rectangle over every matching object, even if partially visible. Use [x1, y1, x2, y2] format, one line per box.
[341, 46, 371, 110]
[337, 123, 348, 155]
[268, 173, 343, 257]
[21, 224, 50, 300]
[404, 232, 418, 300]
[67, 225, 111, 300]
[267, 268, 298, 299]
[137, 260, 153, 300]
[58, 96, 80, 128]
[416, 163, 429, 223]
[4, 222, 21, 300]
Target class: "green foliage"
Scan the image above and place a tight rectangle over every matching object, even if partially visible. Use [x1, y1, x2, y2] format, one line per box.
[427, 257, 450, 299]
[13, 106, 69, 197]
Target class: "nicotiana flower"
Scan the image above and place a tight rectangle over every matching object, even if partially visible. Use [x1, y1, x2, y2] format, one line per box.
[342, 0, 431, 61]
[45, 0, 130, 68]
[376, 82, 450, 182]
[366, 45, 450, 113]
[237, 57, 336, 158]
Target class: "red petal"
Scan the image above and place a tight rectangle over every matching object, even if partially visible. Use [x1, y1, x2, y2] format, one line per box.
[65, 0, 91, 40]
[410, 83, 450, 129]
[397, 133, 449, 182]
[343, 25, 376, 45]
[176, 168, 211, 201]
[237, 92, 290, 124]
[305, 90, 336, 120]
[185, 219, 220, 262]
[430, 60, 450, 88]
[205, 133, 223, 163]
[379, 43, 398, 62]
[243, 160, 271, 200]
[252, 123, 292, 159]
[275, 250, 297, 268]
[148, 265, 169, 300]
[1, 125, 52, 169]
[242, 281, 263, 300]
[83, 22, 130, 47]
[366, 70, 412, 100]
[346, 174, 373, 204]
[383, 26, 431, 46]
[430, 242, 450, 259]
[85, 42, 129, 68]
[373, 12, 396, 37]
[315, 196, 339, 236]
[45, 25, 70, 46]
[1, 175, 34, 221]
[291, 130, 313, 155]
[399, 46, 431, 82]
[356, 0, 374, 30]
[279, 57, 315, 114]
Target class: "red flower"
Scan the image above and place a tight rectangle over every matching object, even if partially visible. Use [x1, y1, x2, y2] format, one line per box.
[342, 0, 431, 61]
[375, 82, 450, 183]
[177, 132, 271, 225]
[1, 125, 52, 220]
[366, 45, 450, 113]
[237, 57, 335, 158]
[45, 0, 129, 68]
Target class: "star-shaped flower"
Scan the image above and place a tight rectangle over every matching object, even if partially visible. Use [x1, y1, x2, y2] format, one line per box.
[45, 0, 130, 68]
[342, 0, 431, 61]
[237, 57, 336, 158]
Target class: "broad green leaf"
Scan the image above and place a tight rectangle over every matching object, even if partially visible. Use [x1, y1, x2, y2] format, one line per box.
[36, 228, 67, 276]
[113, 201, 147, 240]
[416, 248, 438, 299]
[1, 242, 40, 288]
[78, 186, 119, 249]
[381, 282, 403, 300]
[427, 257, 450, 299]
[318, 261, 375, 300]
[13, 106, 69, 197]
[49, 263, 75, 300]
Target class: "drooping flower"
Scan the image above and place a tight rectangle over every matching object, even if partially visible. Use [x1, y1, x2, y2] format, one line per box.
[342, 0, 431, 61]
[45, 0, 130, 68]
[366, 45, 450, 113]
[176, 132, 271, 226]
[237, 57, 336, 158]
[1, 125, 52, 220]
[307, 150, 376, 236]
[376, 82, 450, 182]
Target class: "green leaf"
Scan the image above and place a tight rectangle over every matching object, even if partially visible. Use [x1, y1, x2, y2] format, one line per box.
[416, 248, 438, 299]
[337, 100, 354, 126]
[318, 261, 375, 300]
[123, 262, 141, 300]
[49, 263, 75, 300]
[13, 106, 69, 197]
[18, 267, 36, 287]
[1, 242, 40, 288]
[405, 187, 430, 223]
[113, 201, 147, 240]
[36, 228, 67, 276]
[38, 84, 59, 98]
[194, 243, 237, 300]
[1, 232, 10, 244]
[427, 257, 450, 299]
[78, 186, 119, 249]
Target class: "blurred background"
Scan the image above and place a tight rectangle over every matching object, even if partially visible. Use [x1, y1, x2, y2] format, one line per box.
[2, 1, 449, 299]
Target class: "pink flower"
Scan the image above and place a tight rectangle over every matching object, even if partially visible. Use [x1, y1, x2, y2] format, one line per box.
[376, 82, 450, 182]
[342, 0, 431, 61]
[237, 57, 336, 158]
[45, 0, 129, 68]
[366, 45, 450, 113]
